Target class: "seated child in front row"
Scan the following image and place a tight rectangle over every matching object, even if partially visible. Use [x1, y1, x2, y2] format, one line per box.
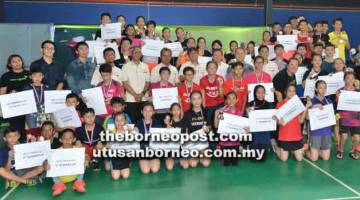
[248, 85, 273, 162]
[40, 121, 61, 149]
[103, 97, 132, 132]
[75, 108, 105, 171]
[274, 84, 311, 162]
[336, 72, 360, 160]
[47, 129, 89, 196]
[306, 80, 333, 161]
[0, 128, 44, 189]
[214, 91, 242, 166]
[107, 112, 132, 180]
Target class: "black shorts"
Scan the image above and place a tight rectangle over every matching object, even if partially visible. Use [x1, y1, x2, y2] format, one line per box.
[278, 140, 303, 151]
[340, 126, 360, 136]
[110, 158, 130, 170]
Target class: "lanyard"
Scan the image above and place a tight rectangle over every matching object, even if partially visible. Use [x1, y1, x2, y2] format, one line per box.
[255, 73, 263, 83]
[143, 119, 152, 134]
[185, 82, 193, 97]
[160, 81, 169, 88]
[316, 96, 329, 105]
[32, 85, 43, 105]
[102, 81, 112, 98]
[85, 125, 95, 144]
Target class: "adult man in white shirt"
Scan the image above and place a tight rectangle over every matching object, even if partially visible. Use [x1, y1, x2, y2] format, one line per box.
[122, 46, 150, 122]
[91, 47, 124, 86]
[179, 47, 207, 84]
[258, 45, 279, 79]
[212, 49, 229, 79]
[151, 48, 179, 85]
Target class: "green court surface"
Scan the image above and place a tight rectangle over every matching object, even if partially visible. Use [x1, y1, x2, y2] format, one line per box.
[0, 149, 359, 200]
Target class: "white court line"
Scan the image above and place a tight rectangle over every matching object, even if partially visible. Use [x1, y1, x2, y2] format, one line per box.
[304, 158, 360, 199]
[317, 196, 360, 200]
[0, 184, 19, 200]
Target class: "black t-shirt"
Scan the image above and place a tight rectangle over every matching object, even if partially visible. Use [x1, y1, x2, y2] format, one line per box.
[203, 50, 212, 57]
[183, 108, 211, 133]
[273, 69, 296, 97]
[51, 137, 62, 149]
[30, 58, 65, 90]
[75, 124, 104, 146]
[225, 53, 235, 63]
[313, 33, 330, 45]
[302, 69, 328, 82]
[0, 70, 30, 93]
[171, 118, 187, 133]
[95, 29, 101, 40]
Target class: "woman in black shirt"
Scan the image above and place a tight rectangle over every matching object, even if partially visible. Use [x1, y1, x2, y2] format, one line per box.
[182, 91, 212, 169]
[0, 54, 30, 141]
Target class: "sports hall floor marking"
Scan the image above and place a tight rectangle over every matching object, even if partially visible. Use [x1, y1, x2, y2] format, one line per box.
[317, 197, 360, 200]
[0, 184, 18, 200]
[303, 158, 360, 200]
[1, 159, 359, 200]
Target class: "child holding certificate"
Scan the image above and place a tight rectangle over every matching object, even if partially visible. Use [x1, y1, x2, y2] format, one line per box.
[24, 67, 52, 136]
[274, 84, 311, 161]
[40, 121, 61, 149]
[134, 102, 163, 174]
[248, 85, 273, 161]
[163, 103, 186, 170]
[200, 61, 225, 128]
[336, 72, 360, 159]
[148, 67, 175, 122]
[48, 129, 88, 196]
[0, 128, 45, 189]
[214, 91, 243, 166]
[107, 112, 131, 180]
[103, 97, 132, 132]
[182, 91, 211, 168]
[98, 63, 125, 118]
[65, 93, 85, 120]
[306, 80, 333, 161]
[75, 108, 105, 171]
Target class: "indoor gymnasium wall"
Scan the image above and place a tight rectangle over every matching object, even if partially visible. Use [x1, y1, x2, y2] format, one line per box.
[3, 1, 360, 46]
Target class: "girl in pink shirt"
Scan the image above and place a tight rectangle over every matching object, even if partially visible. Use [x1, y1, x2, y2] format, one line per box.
[214, 91, 248, 166]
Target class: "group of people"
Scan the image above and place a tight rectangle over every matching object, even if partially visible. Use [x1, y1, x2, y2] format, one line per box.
[0, 13, 360, 196]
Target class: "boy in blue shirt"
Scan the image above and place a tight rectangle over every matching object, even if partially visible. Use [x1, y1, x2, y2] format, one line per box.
[0, 128, 44, 189]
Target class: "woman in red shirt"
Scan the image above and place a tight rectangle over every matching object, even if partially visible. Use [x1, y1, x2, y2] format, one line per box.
[200, 61, 225, 126]
[274, 84, 311, 162]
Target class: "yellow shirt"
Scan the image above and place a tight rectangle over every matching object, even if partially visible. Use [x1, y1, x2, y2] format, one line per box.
[329, 31, 350, 62]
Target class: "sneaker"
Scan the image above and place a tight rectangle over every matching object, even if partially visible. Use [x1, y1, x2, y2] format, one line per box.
[52, 182, 67, 196]
[92, 160, 101, 171]
[5, 180, 18, 190]
[73, 180, 86, 193]
[26, 176, 43, 186]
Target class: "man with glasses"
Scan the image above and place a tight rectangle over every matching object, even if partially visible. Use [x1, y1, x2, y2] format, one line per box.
[30, 40, 65, 90]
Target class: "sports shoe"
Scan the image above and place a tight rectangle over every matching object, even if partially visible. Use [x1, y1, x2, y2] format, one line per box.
[73, 180, 86, 193]
[52, 182, 67, 196]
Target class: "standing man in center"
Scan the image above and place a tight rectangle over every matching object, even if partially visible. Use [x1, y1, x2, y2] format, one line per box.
[122, 46, 150, 122]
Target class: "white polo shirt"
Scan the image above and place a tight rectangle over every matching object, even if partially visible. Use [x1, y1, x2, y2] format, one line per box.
[91, 65, 124, 86]
[216, 62, 229, 79]
[150, 63, 179, 85]
[179, 61, 207, 85]
[122, 61, 150, 102]
[263, 60, 279, 79]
